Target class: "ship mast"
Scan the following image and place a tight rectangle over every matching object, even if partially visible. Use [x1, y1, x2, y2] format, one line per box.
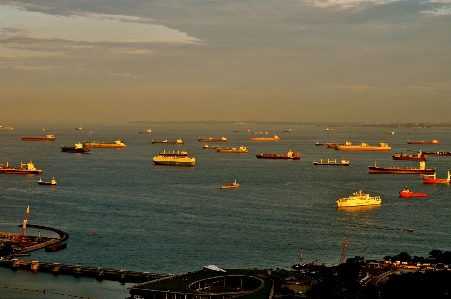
[19, 206, 30, 243]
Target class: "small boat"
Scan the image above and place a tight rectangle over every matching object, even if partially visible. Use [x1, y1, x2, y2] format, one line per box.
[220, 179, 239, 189]
[42, 128, 50, 131]
[336, 190, 381, 207]
[38, 177, 57, 185]
[217, 145, 248, 153]
[368, 161, 435, 174]
[313, 158, 350, 166]
[399, 187, 428, 198]
[198, 137, 227, 142]
[203, 144, 220, 149]
[75, 126, 83, 130]
[250, 135, 280, 141]
[326, 128, 337, 132]
[421, 151, 451, 156]
[22, 134, 56, 141]
[407, 139, 439, 145]
[336, 142, 391, 151]
[45, 243, 67, 252]
[139, 129, 152, 134]
[383, 131, 395, 135]
[151, 139, 184, 145]
[83, 139, 126, 148]
[0, 160, 43, 174]
[283, 129, 292, 132]
[256, 150, 300, 160]
[392, 151, 427, 161]
[422, 171, 450, 184]
[61, 142, 90, 153]
[152, 156, 195, 166]
[159, 150, 188, 156]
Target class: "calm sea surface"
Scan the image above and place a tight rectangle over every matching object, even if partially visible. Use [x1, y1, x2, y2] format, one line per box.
[1, 121, 450, 298]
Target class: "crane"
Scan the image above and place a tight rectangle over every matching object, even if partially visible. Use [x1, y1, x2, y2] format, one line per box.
[339, 237, 348, 264]
[19, 206, 30, 243]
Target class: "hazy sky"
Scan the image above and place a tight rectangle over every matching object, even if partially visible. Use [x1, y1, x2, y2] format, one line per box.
[1, 0, 450, 123]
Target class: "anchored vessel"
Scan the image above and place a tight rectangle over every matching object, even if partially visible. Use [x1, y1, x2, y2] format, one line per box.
[0, 160, 42, 174]
[61, 142, 90, 153]
[38, 177, 57, 185]
[45, 243, 67, 252]
[407, 139, 439, 145]
[159, 150, 188, 156]
[392, 151, 427, 161]
[217, 146, 248, 153]
[198, 137, 227, 142]
[313, 158, 349, 166]
[421, 151, 451, 156]
[75, 126, 82, 130]
[336, 190, 381, 207]
[368, 161, 435, 174]
[399, 187, 428, 198]
[203, 145, 220, 149]
[151, 139, 183, 145]
[0, 126, 13, 130]
[250, 135, 280, 141]
[22, 134, 56, 141]
[335, 142, 391, 151]
[256, 150, 300, 160]
[139, 129, 152, 134]
[83, 139, 126, 148]
[220, 179, 239, 189]
[152, 156, 195, 166]
[422, 171, 450, 184]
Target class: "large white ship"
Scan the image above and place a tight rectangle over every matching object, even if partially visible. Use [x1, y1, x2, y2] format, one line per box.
[336, 190, 381, 207]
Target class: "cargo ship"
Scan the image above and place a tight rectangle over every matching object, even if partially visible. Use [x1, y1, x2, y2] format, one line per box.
[368, 161, 435, 174]
[38, 177, 58, 185]
[421, 151, 451, 156]
[335, 142, 391, 151]
[83, 139, 126, 148]
[22, 134, 56, 141]
[159, 150, 188, 156]
[220, 179, 239, 189]
[203, 145, 220, 149]
[0, 160, 43, 174]
[0, 126, 13, 130]
[250, 135, 280, 141]
[392, 151, 427, 161]
[198, 137, 227, 142]
[75, 126, 82, 130]
[151, 139, 183, 145]
[407, 139, 439, 145]
[313, 158, 350, 166]
[139, 129, 152, 134]
[61, 142, 90, 153]
[422, 171, 450, 184]
[336, 190, 381, 207]
[217, 145, 248, 153]
[256, 150, 300, 160]
[152, 156, 195, 166]
[399, 187, 428, 198]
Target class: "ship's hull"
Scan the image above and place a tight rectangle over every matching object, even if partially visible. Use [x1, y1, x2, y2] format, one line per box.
[422, 151, 451, 156]
[0, 168, 42, 174]
[256, 153, 300, 159]
[151, 141, 183, 144]
[22, 136, 56, 141]
[198, 139, 227, 142]
[336, 146, 391, 151]
[152, 156, 195, 166]
[217, 149, 248, 153]
[39, 181, 57, 185]
[392, 154, 427, 161]
[314, 162, 349, 166]
[423, 178, 450, 184]
[368, 167, 435, 174]
[337, 200, 381, 207]
[61, 147, 90, 153]
[220, 184, 239, 189]
[399, 191, 428, 197]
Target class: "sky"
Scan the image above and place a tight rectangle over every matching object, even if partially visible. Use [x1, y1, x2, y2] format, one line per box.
[1, 0, 450, 123]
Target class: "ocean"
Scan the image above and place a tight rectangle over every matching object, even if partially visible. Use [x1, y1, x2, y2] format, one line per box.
[1, 121, 450, 298]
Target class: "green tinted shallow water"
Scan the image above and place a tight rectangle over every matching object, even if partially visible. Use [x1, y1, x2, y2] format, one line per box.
[1, 122, 450, 298]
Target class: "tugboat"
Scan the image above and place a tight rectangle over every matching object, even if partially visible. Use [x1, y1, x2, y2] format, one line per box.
[83, 139, 126, 148]
[250, 135, 280, 141]
[198, 137, 227, 142]
[61, 142, 90, 153]
[422, 171, 450, 184]
[22, 134, 56, 141]
[313, 158, 350, 166]
[220, 179, 239, 189]
[0, 160, 43, 174]
[336, 190, 381, 207]
[368, 161, 435, 174]
[159, 150, 188, 156]
[152, 156, 195, 166]
[151, 139, 184, 145]
[38, 177, 58, 185]
[399, 186, 428, 198]
[217, 145, 248, 153]
[392, 151, 427, 161]
[256, 150, 300, 160]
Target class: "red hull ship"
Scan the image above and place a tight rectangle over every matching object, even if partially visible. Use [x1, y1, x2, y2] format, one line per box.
[256, 150, 300, 160]
[22, 134, 55, 141]
[422, 171, 450, 184]
[0, 160, 42, 174]
[407, 139, 439, 145]
[368, 161, 435, 174]
[399, 187, 428, 198]
[392, 151, 427, 161]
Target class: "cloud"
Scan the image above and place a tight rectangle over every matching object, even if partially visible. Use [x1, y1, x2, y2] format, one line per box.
[329, 85, 373, 91]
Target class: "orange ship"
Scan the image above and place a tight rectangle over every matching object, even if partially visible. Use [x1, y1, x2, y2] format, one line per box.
[250, 135, 280, 141]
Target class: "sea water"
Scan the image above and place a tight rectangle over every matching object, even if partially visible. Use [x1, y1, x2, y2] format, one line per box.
[1, 121, 450, 298]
